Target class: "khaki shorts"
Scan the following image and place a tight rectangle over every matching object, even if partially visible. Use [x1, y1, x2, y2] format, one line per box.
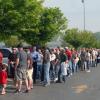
[15, 68, 27, 81]
[27, 68, 33, 80]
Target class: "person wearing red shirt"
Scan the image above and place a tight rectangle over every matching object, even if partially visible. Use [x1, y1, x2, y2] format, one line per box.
[65, 47, 73, 76]
[0, 64, 8, 95]
[65, 48, 72, 60]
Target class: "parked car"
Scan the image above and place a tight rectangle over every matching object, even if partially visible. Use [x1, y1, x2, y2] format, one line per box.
[0, 48, 12, 77]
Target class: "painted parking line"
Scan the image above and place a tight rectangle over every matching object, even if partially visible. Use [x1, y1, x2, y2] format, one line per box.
[72, 84, 88, 93]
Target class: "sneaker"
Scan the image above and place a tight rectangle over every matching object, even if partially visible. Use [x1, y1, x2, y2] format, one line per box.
[44, 83, 50, 87]
[86, 70, 90, 72]
[40, 81, 44, 84]
[56, 80, 62, 83]
[1, 91, 6, 95]
[31, 87, 33, 89]
[54, 78, 58, 82]
[70, 73, 73, 76]
[24, 90, 29, 93]
[14, 90, 22, 94]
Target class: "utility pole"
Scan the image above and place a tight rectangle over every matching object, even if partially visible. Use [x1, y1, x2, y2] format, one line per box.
[82, 0, 86, 31]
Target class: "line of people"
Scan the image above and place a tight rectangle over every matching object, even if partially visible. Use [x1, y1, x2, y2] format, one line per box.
[0, 45, 100, 95]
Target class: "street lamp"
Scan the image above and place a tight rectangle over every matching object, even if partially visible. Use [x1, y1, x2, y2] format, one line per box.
[82, 0, 86, 31]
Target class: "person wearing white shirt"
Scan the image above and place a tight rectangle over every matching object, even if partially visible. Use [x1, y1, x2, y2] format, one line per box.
[50, 49, 56, 82]
[61, 61, 69, 83]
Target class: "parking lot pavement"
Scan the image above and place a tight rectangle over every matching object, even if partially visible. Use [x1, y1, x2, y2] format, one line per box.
[0, 64, 100, 100]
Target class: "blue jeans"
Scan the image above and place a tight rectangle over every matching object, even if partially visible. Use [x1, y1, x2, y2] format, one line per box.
[72, 62, 78, 73]
[68, 60, 72, 74]
[60, 75, 66, 83]
[55, 64, 60, 79]
[37, 64, 42, 79]
[44, 62, 50, 85]
[92, 60, 96, 67]
[50, 62, 56, 81]
[86, 60, 90, 70]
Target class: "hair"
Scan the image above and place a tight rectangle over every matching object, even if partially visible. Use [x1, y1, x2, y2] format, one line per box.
[1, 63, 8, 70]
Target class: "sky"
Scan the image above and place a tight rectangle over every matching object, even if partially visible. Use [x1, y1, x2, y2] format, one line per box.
[44, 0, 100, 32]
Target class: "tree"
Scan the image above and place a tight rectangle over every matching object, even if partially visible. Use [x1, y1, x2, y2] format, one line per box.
[39, 7, 67, 45]
[0, 0, 68, 46]
[21, 7, 68, 46]
[4, 35, 20, 47]
[64, 29, 81, 48]
[64, 28, 98, 49]
[0, 0, 43, 42]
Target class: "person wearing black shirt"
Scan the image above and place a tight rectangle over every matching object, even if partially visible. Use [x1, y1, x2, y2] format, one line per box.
[8, 48, 17, 78]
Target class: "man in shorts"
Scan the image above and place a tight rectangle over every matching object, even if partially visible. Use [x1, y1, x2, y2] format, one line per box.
[15, 44, 29, 93]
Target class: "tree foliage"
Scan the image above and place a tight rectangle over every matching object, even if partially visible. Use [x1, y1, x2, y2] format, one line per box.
[38, 7, 67, 45]
[4, 35, 20, 47]
[64, 28, 100, 49]
[20, 7, 67, 46]
[0, 0, 68, 46]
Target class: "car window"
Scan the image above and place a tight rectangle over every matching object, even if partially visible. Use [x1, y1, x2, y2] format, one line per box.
[0, 49, 11, 58]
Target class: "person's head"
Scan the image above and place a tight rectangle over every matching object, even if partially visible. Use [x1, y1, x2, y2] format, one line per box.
[60, 48, 65, 54]
[17, 44, 23, 51]
[82, 48, 85, 52]
[33, 46, 37, 51]
[65, 47, 68, 50]
[1, 63, 8, 70]
[12, 48, 17, 53]
[50, 49, 54, 54]
[55, 48, 60, 54]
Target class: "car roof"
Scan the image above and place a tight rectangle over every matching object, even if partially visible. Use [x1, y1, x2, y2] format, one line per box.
[0, 48, 12, 58]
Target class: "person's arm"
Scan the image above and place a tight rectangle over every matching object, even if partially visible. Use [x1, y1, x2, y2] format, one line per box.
[15, 53, 19, 69]
[27, 54, 33, 69]
[27, 54, 31, 68]
[27, 59, 30, 68]
[15, 58, 19, 69]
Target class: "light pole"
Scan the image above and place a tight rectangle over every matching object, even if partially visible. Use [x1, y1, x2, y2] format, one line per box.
[82, 0, 86, 31]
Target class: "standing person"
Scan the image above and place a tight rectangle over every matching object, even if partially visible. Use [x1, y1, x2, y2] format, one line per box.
[92, 49, 97, 67]
[43, 47, 50, 87]
[60, 49, 68, 83]
[0, 63, 8, 95]
[85, 50, 91, 72]
[40, 48, 46, 83]
[73, 54, 79, 72]
[50, 49, 56, 82]
[14, 44, 29, 93]
[8, 48, 17, 79]
[31, 46, 38, 84]
[37, 49, 43, 81]
[80, 48, 86, 71]
[27, 51, 33, 90]
[61, 61, 68, 83]
[54, 48, 60, 82]
[71, 49, 78, 73]
[65, 47, 72, 76]
[90, 49, 93, 67]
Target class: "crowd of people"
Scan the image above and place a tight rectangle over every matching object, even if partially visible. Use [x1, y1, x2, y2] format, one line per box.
[0, 44, 100, 95]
